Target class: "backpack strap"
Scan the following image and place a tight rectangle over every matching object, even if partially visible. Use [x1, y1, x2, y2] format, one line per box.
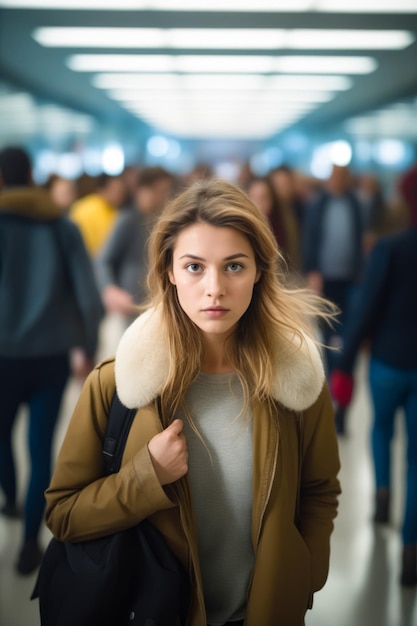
[102, 393, 137, 475]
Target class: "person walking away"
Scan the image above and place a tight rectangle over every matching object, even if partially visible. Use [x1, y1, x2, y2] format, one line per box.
[302, 165, 365, 433]
[0, 146, 104, 575]
[331, 223, 417, 587]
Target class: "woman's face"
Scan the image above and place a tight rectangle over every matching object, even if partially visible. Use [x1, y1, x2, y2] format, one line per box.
[168, 222, 259, 340]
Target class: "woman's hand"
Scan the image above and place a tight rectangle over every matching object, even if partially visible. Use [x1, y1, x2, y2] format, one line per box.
[148, 419, 188, 485]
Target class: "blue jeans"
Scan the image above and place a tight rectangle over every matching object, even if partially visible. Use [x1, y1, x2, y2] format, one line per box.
[0, 354, 69, 543]
[369, 358, 417, 544]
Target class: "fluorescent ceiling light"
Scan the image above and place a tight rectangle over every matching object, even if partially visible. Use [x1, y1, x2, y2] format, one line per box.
[110, 90, 319, 108]
[134, 115, 297, 140]
[274, 56, 377, 74]
[92, 72, 352, 91]
[287, 30, 414, 50]
[262, 75, 352, 90]
[68, 55, 276, 73]
[5, 0, 417, 12]
[36, 28, 288, 49]
[66, 54, 377, 75]
[36, 27, 415, 50]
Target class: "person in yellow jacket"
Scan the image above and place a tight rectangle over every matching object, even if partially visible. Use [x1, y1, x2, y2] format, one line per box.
[70, 173, 127, 256]
[45, 178, 341, 626]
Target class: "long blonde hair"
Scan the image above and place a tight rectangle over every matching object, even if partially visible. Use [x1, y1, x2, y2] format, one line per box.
[145, 178, 335, 422]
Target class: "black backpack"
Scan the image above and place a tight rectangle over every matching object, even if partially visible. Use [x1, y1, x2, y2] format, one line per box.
[32, 392, 189, 626]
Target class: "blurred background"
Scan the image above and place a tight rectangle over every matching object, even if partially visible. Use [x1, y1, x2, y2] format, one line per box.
[0, 0, 417, 190]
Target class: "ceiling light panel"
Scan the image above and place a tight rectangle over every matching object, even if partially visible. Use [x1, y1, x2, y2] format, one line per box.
[92, 72, 352, 91]
[36, 27, 415, 50]
[287, 30, 415, 50]
[68, 55, 276, 73]
[112, 91, 319, 109]
[108, 88, 332, 104]
[35, 28, 287, 49]
[66, 54, 377, 75]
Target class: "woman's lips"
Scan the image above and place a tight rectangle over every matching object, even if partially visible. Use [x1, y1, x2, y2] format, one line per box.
[202, 307, 229, 318]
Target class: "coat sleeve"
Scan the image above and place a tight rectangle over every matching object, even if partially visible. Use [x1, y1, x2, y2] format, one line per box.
[298, 383, 341, 593]
[44, 360, 175, 542]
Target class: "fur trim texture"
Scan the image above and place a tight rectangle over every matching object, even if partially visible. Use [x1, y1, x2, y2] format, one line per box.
[115, 308, 325, 412]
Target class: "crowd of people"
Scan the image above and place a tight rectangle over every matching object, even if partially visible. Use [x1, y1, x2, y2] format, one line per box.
[0, 144, 416, 624]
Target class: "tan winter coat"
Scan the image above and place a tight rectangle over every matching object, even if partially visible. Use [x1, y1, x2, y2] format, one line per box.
[45, 309, 341, 626]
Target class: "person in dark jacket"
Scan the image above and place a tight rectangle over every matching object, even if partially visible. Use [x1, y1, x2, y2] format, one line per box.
[330, 224, 417, 587]
[0, 146, 104, 575]
[302, 165, 365, 434]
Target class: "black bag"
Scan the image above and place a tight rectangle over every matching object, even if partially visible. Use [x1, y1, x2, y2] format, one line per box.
[31, 393, 189, 626]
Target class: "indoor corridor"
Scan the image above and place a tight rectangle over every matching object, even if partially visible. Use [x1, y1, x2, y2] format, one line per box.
[0, 315, 416, 626]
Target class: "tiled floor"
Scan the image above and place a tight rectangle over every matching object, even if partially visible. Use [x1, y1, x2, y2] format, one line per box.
[0, 317, 416, 626]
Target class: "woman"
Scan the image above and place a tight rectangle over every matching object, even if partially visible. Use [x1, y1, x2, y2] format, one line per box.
[247, 175, 301, 273]
[45, 178, 341, 626]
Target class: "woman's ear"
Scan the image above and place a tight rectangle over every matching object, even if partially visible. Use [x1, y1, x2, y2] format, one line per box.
[255, 269, 261, 283]
[168, 270, 176, 285]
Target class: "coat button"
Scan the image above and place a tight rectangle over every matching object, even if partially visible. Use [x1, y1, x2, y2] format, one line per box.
[129, 611, 135, 620]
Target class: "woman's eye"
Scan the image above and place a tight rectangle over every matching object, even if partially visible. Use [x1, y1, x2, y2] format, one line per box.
[186, 263, 202, 273]
[227, 263, 243, 272]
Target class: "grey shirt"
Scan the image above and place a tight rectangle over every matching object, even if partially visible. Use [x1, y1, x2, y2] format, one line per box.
[178, 372, 254, 625]
[94, 208, 151, 304]
[318, 197, 357, 279]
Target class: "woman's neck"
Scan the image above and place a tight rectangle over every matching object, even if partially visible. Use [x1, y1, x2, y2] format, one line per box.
[200, 334, 235, 374]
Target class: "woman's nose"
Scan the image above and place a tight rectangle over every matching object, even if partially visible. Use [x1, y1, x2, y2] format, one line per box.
[205, 269, 224, 297]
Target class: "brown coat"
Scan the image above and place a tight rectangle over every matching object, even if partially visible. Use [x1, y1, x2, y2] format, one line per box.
[45, 309, 341, 626]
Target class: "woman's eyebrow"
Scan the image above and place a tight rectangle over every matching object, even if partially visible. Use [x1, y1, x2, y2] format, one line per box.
[178, 253, 250, 261]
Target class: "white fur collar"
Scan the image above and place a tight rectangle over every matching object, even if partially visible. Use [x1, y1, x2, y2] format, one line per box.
[115, 308, 325, 412]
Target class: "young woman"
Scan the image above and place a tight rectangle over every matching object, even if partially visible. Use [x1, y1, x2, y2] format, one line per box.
[45, 178, 341, 626]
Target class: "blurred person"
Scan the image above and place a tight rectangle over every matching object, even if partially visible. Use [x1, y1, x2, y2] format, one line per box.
[398, 160, 417, 227]
[70, 172, 127, 256]
[302, 165, 364, 432]
[247, 175, 301, 273]
[0, 146, 104, 575]
[330, 223, 417, 586]
[45, 178, 340, 626]
[235, 160, 253, 191]
[44, 174, 77, 213]
[268, 165, 306, 229]
[120, 164, 142, 208]
[302, 165, 364, 352]
[95, 166, 174, 324]
[354, 172, 387, 253]
[184, 162, 214, 186]
[75, 172, 98, 200]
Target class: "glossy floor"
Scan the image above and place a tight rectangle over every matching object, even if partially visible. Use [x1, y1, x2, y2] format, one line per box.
[0, 317, 416, 626]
